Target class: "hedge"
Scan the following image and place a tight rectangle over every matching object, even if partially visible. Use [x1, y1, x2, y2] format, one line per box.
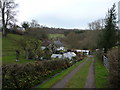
[2, 59, 71, 89]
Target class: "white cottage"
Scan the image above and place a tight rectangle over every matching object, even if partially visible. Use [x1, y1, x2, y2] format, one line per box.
[51, 54, 63, 59]
[63, 52, 76, 59]
[56, 46, 65, 51]
[51, 52, 76, 60]
[76, 50, 90, 55]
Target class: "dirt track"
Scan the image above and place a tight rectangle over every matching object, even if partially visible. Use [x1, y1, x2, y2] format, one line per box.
[51, 56, 95, 88]
[52, 58, 88, 88]
[84, 57, 95, 88]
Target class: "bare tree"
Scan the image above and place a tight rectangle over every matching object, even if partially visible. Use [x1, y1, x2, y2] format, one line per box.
[0, 0, 18, 36]
[88, 19, 105, 30]
[30, 20, 40, 28]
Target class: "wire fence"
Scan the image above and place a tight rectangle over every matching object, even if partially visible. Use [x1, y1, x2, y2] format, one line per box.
[103, 55, 109, 71]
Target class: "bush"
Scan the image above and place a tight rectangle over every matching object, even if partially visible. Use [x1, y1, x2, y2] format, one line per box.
[107, 48, 120, 88]
[19, 38, 42, 60]
[24, 28, 48, 41]
[95, 50, 104, 62]
[2, 59, 71, 89]
[9, 29, 24, 35]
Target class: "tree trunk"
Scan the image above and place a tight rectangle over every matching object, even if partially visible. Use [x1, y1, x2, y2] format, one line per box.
[2, 4, 7, 37]
[2, 26, 7, 36]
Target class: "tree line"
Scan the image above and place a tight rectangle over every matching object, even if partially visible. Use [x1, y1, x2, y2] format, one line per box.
[64, 4, 119, 53]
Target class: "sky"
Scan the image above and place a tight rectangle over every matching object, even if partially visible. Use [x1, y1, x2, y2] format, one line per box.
[15, 0, 120, 29]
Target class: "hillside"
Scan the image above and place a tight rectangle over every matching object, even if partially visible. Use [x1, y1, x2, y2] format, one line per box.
[33, 27, 87, 34]
[2, 33, 65, 63]
[2, 34, 34, 64]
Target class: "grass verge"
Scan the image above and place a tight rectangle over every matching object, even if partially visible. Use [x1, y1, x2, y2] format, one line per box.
[94, 56, 108, 88]
[64, 57, 92, 88]
[36, 59, 86, 88]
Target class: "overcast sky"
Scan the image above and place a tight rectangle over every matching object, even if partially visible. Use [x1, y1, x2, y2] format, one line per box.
[15, 0, 120, 29]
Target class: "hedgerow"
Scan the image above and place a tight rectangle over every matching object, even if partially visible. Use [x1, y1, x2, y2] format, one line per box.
[2, 59, 71, 89]
[107, 48, 120, 88]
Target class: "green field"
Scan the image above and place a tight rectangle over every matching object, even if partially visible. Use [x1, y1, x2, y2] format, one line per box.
[49, 34, 64, 39]
[2, 34, 34, 64]
[2, 33, 64, 64]
[36, 58, 85, 88]
[94, 56, 109, 88]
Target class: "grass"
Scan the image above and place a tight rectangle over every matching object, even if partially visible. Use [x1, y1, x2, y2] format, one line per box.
[36, 59, 86, 88]
[2, 34, 22, 51]
[2, 33, 64, 63]
[2, 55, 34, 64]
[64, 57, 92, 88]
[94, 56, 109, 88]
[2, 34, 34, 64]
[49, 34, 64, 39]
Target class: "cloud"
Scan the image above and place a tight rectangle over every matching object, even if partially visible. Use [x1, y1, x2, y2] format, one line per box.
[15, 0, 120, 29]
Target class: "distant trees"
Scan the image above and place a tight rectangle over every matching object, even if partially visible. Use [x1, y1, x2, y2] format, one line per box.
[79, 30, 100, 50]
[25, 28, 48, 41]
[21, 21, 29, 30]
[30, 20, 40, 28]
[21, 20, 40, 31]
[21, 20, 48, 41]
[63, 32, 80, 49]
[88, 19, 105, 30]
[62, 31, 100, 50]
[98, 4, 117, 52]
[9, 24, 24, 35]
[0, 0, 18, 36]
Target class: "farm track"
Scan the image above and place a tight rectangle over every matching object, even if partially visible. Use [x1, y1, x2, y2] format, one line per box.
[51, 57, 89, 88]
[84, 56, 95, 88]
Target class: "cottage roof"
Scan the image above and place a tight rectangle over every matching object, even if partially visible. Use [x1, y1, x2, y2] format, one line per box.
[53, 40, 63, 47]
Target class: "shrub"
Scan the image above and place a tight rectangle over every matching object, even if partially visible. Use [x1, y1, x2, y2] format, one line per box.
[24, 28, 48, 41]
[9, 29, 24, 35]
[95, 50, 104, 62]
[107, 48, 120, 88]
[2, 59, 70, 89]
[19, 38, 42, 60]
